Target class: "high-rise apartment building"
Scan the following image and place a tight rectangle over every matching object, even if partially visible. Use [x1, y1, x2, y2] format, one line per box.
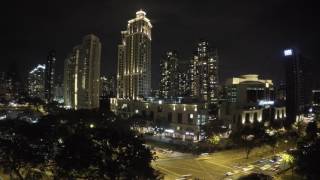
[190, 40, 219, 104]
[312, 90, 320, 106]
[0, 72, 7, 99]
[159, 50, 179, 99]
[28, 64, 46, 100]
[177, 61, 191, 97]
[284, 48, 313, 124]
[64, 34, 101, 109]
[45, 50, 56, 102]
[117, 10, 152, 100]
[100, 76, 116, 97]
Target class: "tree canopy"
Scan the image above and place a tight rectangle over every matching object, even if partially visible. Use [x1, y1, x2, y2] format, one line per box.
[295, 122, 320, 180]
[0, 109, 158, 179]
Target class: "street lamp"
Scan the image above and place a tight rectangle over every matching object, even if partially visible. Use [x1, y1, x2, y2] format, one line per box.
[280, 152, 295, 174]
[90, 123, 95, 128]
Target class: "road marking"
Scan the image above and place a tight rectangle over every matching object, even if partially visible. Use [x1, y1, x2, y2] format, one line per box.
[154, 164, 181, 178]
[159, 164, 203, 173]
[204, 160, 234, 170]
[195, 159, 215, 179]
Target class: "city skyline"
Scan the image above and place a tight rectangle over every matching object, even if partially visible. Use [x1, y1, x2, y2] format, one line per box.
[3, 0, 320, 88]
[1, 2, 320, 179]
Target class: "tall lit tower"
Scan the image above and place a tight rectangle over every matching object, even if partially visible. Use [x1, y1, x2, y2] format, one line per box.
[191, 40, 219, 103]
[63, 34, 101, 109]
[28, 64, 46, 100]
[117, 10, 152, 100]
[159, 50, 179, 99]
[45, 50, 56, 102]
[283, 48, 313, 125]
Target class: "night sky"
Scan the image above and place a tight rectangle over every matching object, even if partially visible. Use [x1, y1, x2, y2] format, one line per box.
[3, 0, 320, 88]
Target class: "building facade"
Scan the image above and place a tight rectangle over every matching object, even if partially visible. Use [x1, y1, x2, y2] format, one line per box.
[220, 74, 285, 130]
[63, 34, 101, 109]
[284, 49, 313, 125]
[100, 76, 116, 97]
[45, 50, 56, 102]
[159, 50, 179, 99]
[117, 10, 152, 100]
[110, 98, 208, 141]
[28, 64, 46, 100]
[190, 40, 219, 104]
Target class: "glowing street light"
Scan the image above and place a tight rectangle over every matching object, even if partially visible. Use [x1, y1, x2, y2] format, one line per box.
[90, 123, 95, 128]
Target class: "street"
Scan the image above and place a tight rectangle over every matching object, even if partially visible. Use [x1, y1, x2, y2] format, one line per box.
[152, 141, 295, 180]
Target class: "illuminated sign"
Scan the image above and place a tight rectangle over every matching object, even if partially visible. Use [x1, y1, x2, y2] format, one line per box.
[164, 129, 174, 133]
[258, 100, 275, 106]
[284, 49, 293, 56]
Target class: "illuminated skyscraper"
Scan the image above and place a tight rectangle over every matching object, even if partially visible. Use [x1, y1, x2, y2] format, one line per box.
[28, 64, 46, 100]
[284, 48, 313, 125]
[64, 34, 101, 109]
[100, 76, 116, 97]
[117, 10, 152, 100]
[45, 50, 56, 102]
[159, 50, 179, 99]
[177, 61, 191, 97]
[190, 40, 219, 103]
[64, 46, 80, 109]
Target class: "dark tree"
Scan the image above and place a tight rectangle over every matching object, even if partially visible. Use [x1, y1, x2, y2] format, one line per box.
[238, 173, 273, 180]
[230, 122, 266, 159]
[295, 137, 320, 180]
[264, 131, 280, 154]
[128, 113, 148, 128]
[202, 119, 228, 138]
[25, 97, 45, 112]
[0, 119, 54, 180]
[305, 121, 318, 142]
[0, 110, 159, 179]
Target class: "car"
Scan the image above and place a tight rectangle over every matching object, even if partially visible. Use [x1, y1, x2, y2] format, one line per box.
[179, 174, 192, 179]
[270, 167, 279, 172]
[242, 165, 254, 172]
[200, 153, 209, 156]
[260, 164, 271, 171]
[275, 161, 281, 165]
[233, 170, 240, 174]
[225, 172, 234, 176]
[181, 174, 192, 177]
[269, 159, 275, 163]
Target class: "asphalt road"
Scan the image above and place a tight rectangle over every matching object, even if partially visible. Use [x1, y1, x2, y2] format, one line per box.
[152, 141, 295, 180]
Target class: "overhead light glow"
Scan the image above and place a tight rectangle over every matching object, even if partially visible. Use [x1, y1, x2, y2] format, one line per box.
[259, 100, 275, 106]
[284, 49, 293, 56]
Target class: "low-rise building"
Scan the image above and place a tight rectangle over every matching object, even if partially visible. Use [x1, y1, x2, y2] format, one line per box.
[110, 98, 208, 141]
[220, 74, 286, 130]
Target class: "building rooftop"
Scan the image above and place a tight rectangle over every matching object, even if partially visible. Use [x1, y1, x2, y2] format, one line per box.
[225, 74, 273, 86]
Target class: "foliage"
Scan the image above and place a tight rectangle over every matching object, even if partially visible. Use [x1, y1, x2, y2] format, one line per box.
[264, 129, 280, 154]
[238, 173, 273, 180]
[230, 122, 266, 159]
[25, 97, 45, 112]
[0, 109, 158, 179]
[295, 122, 320, 180]
[202, 119, 228, 138]
[305, 121, 318, 142]
[128, 113, 148, 128]
[208, 135, 221, 145]
[0, 120, 53, 179]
